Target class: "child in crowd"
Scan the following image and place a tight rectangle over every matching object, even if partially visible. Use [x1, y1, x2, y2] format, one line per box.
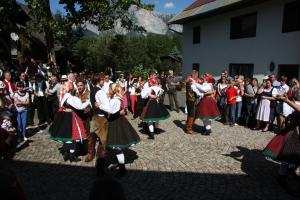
[225, 80, 238, 126]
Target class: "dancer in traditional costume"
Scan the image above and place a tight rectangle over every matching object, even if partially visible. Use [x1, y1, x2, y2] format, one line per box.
[185, 70, 203, 135]
[75, 78, 91, 156]
[49, 82, 90, 162]
[195, 75, 221, 135]
[140, 71, 157, 138]
[141, 78, 170, 139]
[263, 88, 300, 188]
[89, 74, 112, 176]
[107, 83, 140, 177]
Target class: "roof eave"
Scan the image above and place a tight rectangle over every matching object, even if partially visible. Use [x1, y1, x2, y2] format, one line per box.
[169, 0, 270, 25]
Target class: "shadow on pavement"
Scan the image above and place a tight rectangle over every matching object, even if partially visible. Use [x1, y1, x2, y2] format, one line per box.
[0, 156, 298, 200]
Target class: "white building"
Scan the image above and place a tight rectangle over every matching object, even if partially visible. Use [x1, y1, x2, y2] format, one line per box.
[169, 0, 300, 82]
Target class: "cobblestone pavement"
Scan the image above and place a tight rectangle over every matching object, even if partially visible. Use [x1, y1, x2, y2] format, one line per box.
[1, 109, 300, 200]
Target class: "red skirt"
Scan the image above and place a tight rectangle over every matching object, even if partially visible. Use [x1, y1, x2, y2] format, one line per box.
[263, 128, 300, 165]
[196, 96, 221, 120]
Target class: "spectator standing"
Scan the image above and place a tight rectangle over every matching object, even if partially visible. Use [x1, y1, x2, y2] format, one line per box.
[46, 76, 59, 123]
[243, 78, 255, 127]
[276, 76, 290, 129]
[3, 71, 15, 98]
[255, 79, 278, 132]
[166, 69, 180, 112]
[225, 80, 238, 126]
[217, 77, 228, 120]
[18, 72, 34, 126]
[159, 71, 167, 104]
[33, 74, 48, 126]
[236, 79, 244, 124]
[13, 82, 29, 141]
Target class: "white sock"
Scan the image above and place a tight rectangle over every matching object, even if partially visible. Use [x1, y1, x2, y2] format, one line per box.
[70, 149, 75, 153]
[116, 153, 125, 164]
[203, 119, 212, 130]
[149, 124, 154, 133]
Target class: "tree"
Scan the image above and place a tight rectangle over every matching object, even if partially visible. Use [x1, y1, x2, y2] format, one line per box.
[25, 0, 150, 63]
[0, 0, 17, 32]
[25, 0, 64, 62]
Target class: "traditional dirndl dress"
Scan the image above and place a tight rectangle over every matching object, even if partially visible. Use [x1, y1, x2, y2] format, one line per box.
[141, 98, 170, 122]
[263, 111, 300, 165]
[48, 108, 87, 142]
[196, 96, 221, 120]
[107, 110, 140, 149]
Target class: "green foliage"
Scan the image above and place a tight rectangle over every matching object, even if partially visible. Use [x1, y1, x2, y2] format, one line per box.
[73, 33, 182, 74]
[0, 0, 21, 32]
[130, 64, 151, 80]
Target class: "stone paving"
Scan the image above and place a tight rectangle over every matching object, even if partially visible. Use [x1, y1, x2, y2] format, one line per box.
[1, 109, 300, 200]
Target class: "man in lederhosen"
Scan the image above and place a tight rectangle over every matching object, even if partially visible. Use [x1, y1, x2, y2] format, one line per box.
[185, 70, 202, 135]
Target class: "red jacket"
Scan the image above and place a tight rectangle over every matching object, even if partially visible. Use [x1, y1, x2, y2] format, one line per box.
[3, 79, 15, 96]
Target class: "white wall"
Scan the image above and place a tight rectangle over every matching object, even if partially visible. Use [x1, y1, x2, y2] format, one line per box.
[182, 0, 300, 82]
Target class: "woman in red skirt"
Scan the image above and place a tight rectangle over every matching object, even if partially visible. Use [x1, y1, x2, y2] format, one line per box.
[195, 75, 221, 135]
[263, 89, 300, 189]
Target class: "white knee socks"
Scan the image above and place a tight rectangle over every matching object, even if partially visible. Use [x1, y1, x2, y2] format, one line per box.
[203, 119, 212, 130]
[116, 153, 125, 164]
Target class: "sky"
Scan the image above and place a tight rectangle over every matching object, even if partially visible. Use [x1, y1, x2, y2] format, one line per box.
[18, 0, 195, 15]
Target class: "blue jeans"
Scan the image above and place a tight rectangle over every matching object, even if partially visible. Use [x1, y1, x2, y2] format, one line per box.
[226, 104, 236, 124]
[17, 110, 27, 138]
[236, 101, 243, 122]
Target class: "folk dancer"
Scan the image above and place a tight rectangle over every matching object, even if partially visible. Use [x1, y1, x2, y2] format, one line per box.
[48, 82, 90, 162]
[141, 78, 170, 139]
[195, 76, 221, 135]
[75, 78, 91, 156]
[90, 74, 112, 175]
[185, 71, 203, 135]
[106, 83, 140, 177]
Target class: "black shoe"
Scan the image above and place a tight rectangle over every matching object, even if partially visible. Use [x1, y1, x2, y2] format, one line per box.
[63, 151, 70, 161]
[203, 129, 211, 136]
[69, 153, 81, 162]
[115, 164, 127, 178]
[148, 132, 155, 140]
[175, 109, 180, 113]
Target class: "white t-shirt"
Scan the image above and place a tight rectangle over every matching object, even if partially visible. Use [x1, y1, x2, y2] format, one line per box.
[13, 92, 29, 112]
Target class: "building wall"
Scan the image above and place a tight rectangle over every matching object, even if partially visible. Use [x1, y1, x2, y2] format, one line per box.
[182, 0, 300, 82]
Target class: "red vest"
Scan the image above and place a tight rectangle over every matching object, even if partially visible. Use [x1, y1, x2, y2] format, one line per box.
[3, 79, 15, 96]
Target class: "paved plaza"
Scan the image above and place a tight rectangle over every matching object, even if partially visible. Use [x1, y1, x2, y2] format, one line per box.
[1, 108, 300, 200]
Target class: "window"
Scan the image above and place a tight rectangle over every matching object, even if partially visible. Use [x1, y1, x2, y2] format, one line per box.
[229, 64, 254, 78]
[193, 26, 201, 44]
[192, 63, 200, 72]
[278, 65, 299, 80]
[282, 1, 300, 33]
[230, 12, 257, 39]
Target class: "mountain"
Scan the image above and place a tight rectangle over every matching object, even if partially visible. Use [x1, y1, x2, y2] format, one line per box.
[82, 5, 182, 37]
